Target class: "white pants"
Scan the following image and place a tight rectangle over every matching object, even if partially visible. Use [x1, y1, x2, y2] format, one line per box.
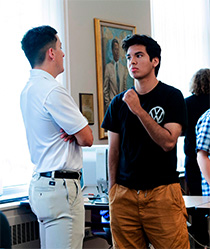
[29, 173, 84, 249]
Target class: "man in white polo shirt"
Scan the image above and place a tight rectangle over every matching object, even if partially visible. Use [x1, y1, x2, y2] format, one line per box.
[20, 25, 93, 249]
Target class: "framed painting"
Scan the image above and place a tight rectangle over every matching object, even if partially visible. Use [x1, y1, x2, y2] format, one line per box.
[79, 93, 94, 125]
[94, 18, 136, 139]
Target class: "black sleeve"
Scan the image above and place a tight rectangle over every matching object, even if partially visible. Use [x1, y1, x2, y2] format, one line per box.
[164, 88, 188, 133]
[101, 95, 121, 133]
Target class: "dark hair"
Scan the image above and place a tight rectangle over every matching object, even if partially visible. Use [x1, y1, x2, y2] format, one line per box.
[122, 34, 161, 76]
[190, 68, 210, 95]
[21, 25, 57, 68]
[111, 38, 119, 50]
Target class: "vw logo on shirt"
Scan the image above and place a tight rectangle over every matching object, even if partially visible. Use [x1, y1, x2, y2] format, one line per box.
[149, 106, 165, 124]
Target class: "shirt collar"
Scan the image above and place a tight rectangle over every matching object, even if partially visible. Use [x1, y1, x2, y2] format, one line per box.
[30, 69, 55, 81]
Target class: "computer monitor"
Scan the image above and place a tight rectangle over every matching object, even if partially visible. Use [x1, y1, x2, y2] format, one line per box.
[95, 145, 109, 195]
[81, 145, 109, 196]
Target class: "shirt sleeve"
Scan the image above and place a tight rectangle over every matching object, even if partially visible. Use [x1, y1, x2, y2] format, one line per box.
[44, 86, 88, 135]
[164, 88, 187, 132]
[196, 111, 210, 154]
[101, 95, 121, 133]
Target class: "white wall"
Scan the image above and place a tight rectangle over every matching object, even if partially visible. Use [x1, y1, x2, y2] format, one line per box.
[67, 0, 151, 144]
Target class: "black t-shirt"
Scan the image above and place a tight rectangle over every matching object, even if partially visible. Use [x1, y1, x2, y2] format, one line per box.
[184, 94, 210, 159]
[102, 81, 187, 190]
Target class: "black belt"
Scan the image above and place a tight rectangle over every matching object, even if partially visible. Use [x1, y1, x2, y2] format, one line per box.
[40, 171, 82, 180]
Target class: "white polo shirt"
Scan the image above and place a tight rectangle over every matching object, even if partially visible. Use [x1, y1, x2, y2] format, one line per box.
[20, 69, 88, 173]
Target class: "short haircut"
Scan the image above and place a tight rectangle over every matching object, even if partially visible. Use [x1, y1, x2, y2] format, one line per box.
[190, 68, 210, 95]
[122, 34, 161, 76]
[21, 25, 57, 68]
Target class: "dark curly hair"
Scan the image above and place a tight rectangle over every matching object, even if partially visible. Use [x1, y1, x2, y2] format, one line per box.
[190, 68, 210, 95]
[122, 34, 161, 77]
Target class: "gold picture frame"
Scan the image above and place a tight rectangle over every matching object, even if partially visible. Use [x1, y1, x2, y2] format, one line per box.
[94, 18, 136, 139]
[79, 93, 94, 125]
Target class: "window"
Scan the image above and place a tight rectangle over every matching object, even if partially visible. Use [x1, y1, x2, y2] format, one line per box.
[150, 0, 210, 170]
[151, 0, 210, 97]
[0, 0, 68, 192]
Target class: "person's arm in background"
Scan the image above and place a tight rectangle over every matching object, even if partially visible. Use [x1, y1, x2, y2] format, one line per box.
[197, 150, 210, 184]
[60, 125, 93, 147]
[108, 131, 120, 190]
[196, 110, 210, 184]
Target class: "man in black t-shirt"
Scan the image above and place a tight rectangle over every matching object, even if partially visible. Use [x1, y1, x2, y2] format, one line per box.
[102, 34, 190, 249]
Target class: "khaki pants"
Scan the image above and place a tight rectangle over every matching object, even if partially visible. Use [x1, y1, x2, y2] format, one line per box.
[29, 173, 84, 249]
[109, 183, 190, 249]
